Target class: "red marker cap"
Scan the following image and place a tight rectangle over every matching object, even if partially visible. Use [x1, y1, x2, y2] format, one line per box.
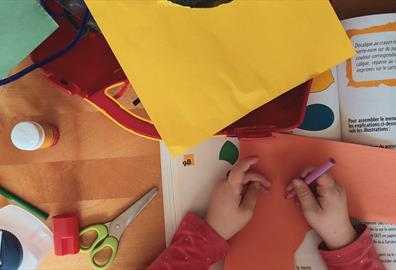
[52, 214, 80, 256]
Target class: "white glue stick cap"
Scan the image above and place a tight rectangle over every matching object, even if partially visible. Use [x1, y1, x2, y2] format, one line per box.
[11, 122, 45, 151]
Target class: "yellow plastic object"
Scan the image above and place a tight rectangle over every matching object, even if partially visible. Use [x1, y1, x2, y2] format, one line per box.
[310, 70, 335, 93]
[85, 0, 355, 156]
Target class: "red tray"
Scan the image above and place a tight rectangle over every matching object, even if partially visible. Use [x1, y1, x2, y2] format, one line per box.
[31, 1, 311, 141]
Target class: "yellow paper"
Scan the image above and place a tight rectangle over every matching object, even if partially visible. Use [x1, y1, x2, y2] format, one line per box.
[85, 0, 355, 156]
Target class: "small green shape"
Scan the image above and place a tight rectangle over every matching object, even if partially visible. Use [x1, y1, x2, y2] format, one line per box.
[219, 141, 239, 165]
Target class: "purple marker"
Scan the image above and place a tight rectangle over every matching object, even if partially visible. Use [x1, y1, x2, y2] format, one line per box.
[288, 158, 336, 198]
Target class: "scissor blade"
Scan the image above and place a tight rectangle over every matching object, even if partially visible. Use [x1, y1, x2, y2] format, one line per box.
[109, 187, 158, 239]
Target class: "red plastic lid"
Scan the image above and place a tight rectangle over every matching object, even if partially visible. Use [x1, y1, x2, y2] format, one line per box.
[31, 1, 126, 98]
[221, 81, 311, 138]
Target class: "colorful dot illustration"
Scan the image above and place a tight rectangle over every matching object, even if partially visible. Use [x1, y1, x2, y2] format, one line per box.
[310, 70, 334, 93]
[219, 140, 239, 165]
[299, 104, 335, 131]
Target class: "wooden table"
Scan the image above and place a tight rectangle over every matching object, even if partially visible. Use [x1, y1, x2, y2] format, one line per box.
[0, 58, 164, 270]
[1, 1, 395, 269]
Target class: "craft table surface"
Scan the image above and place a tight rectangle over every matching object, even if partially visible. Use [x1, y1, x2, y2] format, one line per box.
[0, 1, 395, 269]
[0, 58, 164, 269]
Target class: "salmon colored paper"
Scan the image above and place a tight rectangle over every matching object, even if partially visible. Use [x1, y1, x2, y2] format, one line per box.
[225, 133, 396, 269]
[85, 0, 355, 156]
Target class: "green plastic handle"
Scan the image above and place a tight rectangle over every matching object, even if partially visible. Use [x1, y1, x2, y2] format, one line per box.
[89, 236, 119, 270]
[0, 187, 49, 220]
[80, 224, 108, 253]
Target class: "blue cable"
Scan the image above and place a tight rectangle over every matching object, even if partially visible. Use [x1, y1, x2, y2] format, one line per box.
[0, 7, 91, 87]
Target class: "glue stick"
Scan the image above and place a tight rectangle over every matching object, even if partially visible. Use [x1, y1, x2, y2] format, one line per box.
[11, 121, 60, 151]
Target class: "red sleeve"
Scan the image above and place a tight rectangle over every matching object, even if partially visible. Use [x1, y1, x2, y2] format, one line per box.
[319, 224, 385, 270]
[148, 212, 229, 270]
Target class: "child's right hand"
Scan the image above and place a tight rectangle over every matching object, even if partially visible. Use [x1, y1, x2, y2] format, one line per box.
[285, 170, 357, 250]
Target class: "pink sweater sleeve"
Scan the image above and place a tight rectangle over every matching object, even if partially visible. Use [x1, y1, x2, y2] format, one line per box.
[319, 225, 385, 270]
[148, 212, 229, 270]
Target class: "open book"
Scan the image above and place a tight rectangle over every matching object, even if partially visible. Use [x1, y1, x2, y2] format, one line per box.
[160, 13, 396, 269]
[287, 13, 396, 269]
[160, 138, 239, 244]
[293, 13, 396, 149]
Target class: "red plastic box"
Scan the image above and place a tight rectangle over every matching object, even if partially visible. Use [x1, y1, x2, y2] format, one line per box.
[31, 1, 310, 141]
[52, 214, 80, 256]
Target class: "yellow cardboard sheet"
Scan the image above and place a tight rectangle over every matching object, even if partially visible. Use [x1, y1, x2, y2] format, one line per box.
[85, 0, 355, 156]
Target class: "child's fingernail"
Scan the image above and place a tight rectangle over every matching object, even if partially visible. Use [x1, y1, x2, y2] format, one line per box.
[293, 179, 302, 187]
[258, 184, 269, 193]
[261, 181, 271, 187]
[285, 191, 297, 199]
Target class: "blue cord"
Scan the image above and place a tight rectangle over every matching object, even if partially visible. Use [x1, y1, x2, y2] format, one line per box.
[0, 7, 91, 87]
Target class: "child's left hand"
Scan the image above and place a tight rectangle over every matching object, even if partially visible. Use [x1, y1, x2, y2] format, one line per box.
[205, 157, 271, 240]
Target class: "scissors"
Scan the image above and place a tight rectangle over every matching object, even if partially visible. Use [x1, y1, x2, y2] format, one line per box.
[80, 187, 158, 270]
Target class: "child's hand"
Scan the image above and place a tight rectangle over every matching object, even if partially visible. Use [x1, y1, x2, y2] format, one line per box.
[205, 157, 271, 240]
[285, 170, 357, 250]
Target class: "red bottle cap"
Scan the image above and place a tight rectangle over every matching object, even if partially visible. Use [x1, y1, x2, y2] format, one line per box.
[52, 214, 80, 256]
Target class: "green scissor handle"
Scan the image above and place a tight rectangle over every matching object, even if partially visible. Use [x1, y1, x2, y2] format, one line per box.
[80, 224, 109, 253]
[89, 236, 119, 270]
